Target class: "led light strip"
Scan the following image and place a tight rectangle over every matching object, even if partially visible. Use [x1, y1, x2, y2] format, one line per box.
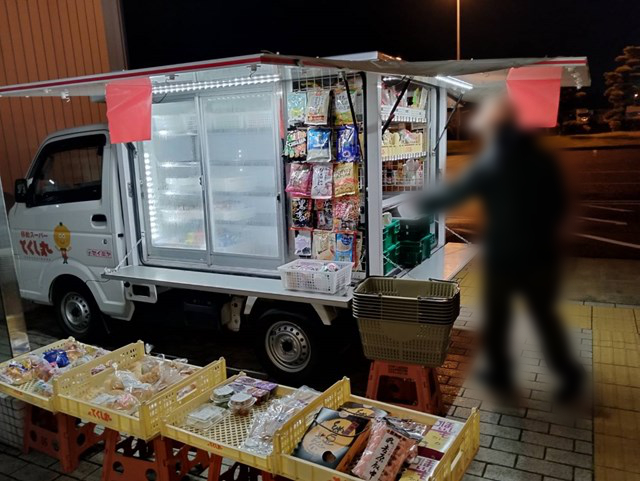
[152, 74, 280, 94]
[434, 75, 474, 91]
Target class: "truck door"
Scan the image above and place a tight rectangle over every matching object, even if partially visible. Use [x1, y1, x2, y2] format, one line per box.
[10, 131, 116, 301]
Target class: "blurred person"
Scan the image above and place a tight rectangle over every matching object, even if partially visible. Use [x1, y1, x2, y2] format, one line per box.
[420, 94, 584, 402]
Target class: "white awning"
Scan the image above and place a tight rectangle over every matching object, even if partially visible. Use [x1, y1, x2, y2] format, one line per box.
[0, 52, 590, 101]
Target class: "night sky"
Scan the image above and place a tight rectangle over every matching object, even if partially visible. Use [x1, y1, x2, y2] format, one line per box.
[123, 0, 640, 105]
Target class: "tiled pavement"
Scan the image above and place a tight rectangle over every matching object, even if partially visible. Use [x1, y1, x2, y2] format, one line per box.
[0, 263, 638, 480]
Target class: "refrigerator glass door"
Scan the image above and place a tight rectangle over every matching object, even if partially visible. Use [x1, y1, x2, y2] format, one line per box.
[139, 99, 208, 262]
[203, 88, 283, 270]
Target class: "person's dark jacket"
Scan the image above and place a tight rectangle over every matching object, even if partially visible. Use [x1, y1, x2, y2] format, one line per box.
[422, 125, 567, 271]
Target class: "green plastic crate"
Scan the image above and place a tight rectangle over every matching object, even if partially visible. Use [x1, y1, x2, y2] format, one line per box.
[398, 233, 433, 267]
[383, 219, 400, 251]
[398, 215, 434, 242]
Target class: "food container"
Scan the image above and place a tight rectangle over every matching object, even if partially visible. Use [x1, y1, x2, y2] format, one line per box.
[186, 403, 228, 429]
[211, 385, 234, 406]
[229, 392, 256, 416]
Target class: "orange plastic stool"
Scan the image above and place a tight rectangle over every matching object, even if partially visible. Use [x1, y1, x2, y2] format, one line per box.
[23, 404, 104, 473]
[101, 429, 210, 481]
[366, 360, 443, 415]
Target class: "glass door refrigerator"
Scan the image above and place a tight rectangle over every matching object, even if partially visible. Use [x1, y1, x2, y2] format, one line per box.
[201, 85, 285, 272]
[138, 98, 208, 264]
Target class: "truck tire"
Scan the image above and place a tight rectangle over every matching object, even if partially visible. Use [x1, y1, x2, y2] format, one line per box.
[253, 308, 325, 385]
[53, 279, 107, 342]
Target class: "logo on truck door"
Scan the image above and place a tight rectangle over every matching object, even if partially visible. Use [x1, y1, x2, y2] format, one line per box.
[53, 222, 72, 264]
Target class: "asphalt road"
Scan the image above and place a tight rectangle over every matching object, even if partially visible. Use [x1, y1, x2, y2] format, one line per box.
[445, 146, 640, 259]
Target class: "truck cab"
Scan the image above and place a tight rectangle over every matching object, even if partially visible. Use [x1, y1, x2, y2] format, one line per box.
[9, 125, 134, 339]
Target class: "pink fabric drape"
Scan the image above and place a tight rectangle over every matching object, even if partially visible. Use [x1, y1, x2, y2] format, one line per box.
[106, 78, 152, 143]
[506, 66, 563, 128]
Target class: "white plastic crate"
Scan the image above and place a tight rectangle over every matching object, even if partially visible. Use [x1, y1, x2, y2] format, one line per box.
[278, 260, 352, 294]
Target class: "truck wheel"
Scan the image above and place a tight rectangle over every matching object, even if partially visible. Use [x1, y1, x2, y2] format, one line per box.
[253, 308, 325, 385]
[53, 280, 107, 342]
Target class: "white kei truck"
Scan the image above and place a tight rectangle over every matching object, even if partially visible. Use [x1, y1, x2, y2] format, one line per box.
[2, 53, 589, 382]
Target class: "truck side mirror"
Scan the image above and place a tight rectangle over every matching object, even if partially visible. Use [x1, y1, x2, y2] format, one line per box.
[14, 179, 28, 204]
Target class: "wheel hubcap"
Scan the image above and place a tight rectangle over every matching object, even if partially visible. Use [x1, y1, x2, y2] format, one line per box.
[265, 321, 311, 373]
[61, 292, 91, 333]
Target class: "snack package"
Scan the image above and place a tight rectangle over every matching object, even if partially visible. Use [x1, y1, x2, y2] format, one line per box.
[335, 233, 355, 263]
[334, 88, 354, 125]
[294, 230, 312, 257]
[418, 419, 463, 461]
[313, 231, 335, 260]
[339, 402, 388, 420]
[307, 128, 332, 162]
[286, 163, 312, 197]
[235, 376, 278, 396]
[305, 89, 331, 125]
[288, 92, 307, 124]
[293, 407, 371, 471]
[333, 163, 358, 197]
[352, 420, 418, 481]
[399, 456, 439, 481]
[386, 417, 431, 463]
[311, 164, 333, 199]
[333, 196, 359, 231]
[43, 349, 70, 368]
[337, 125, 359, 162]
[284, 129, 307, 159]
[314, 199, 333, 230]
[291, 198, 313, 228]
[243, 386, 320, 456]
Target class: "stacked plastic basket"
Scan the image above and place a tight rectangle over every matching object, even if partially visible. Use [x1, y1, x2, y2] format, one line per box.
[353, 277, 460, 367]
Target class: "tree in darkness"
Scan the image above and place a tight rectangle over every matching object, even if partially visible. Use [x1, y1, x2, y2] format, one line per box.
[604, 46, 640, 131]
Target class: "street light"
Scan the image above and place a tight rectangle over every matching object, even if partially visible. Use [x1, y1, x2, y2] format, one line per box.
[456, 0, 461, 60]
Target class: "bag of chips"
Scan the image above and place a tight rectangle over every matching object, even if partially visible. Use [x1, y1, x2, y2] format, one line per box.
[291, 198, 313, 228]
[311, 164, 333, 199]
[333, 163, 358, 197]
[307, 128, 332, 162]
[314, 199, 333, 230]
[337, 125, 359, 162]
[335, 233, 355, 263]
[284, 129, 307, 159]
[305, 89, 331, 125]
[288, 92, 307, 124]
[294, 230, 312, 256]
[334, 88, 354, 125]
[333, 196, 359, 231]
[313, 231, 335, 260]
[285, 163, 312, 197]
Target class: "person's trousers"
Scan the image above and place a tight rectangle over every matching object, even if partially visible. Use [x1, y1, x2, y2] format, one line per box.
[483, 265, 579, 382]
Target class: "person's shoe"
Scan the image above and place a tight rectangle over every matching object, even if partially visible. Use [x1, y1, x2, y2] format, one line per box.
[475, 369, 516, 398]
[554, 365, 586, 404]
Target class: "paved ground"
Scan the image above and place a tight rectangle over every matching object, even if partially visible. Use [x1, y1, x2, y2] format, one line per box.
[0, 262, 639, 481]
[446, 145, 640, 260]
